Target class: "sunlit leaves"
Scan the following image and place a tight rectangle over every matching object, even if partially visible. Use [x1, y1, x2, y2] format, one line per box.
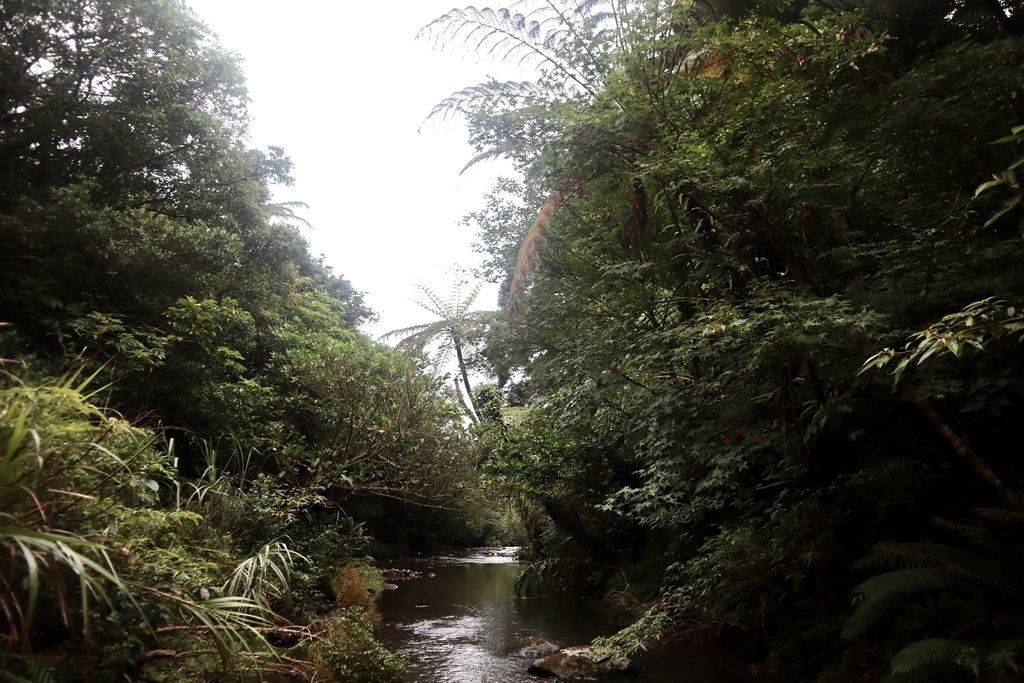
[862, 298, 1024, 386]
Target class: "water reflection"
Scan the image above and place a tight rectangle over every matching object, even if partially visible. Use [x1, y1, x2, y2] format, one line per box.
[377, 548, 756, 683]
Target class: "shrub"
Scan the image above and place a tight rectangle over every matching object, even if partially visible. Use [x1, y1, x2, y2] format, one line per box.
[309, 608, 405, 683]
[333, 565, 378, 622]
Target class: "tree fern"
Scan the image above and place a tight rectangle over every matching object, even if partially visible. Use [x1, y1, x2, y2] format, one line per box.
[379, 281, 493, 421]
[424, 80, 540, 126]
[417, 1, 631, 101]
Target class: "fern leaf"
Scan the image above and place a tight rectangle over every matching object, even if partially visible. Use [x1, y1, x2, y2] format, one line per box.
[460, 146, 508, 175]
[378, 322, 431, 344]
[853, 541, 1001, 581]
[842, 568, 963, 640]
[889, 638, 966, 683]
[423, 80, 539, 124]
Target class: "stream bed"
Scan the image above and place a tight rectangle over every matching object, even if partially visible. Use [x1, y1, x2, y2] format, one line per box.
[377, 547, 759, 682]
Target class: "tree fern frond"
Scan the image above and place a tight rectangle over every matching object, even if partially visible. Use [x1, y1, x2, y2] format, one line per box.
[970, 507, 1024, 533]
[853, 542, 1001, 580]
[430, 340, 456, 372]
[423, 80, 540, 125]
[413, 284, 455, 319]
[929, 515, 994, 541]
[991, 637, 1024, 661]
[394, 321, 451, 354]
[417, 4, 604, 99]
[379, 322, 432, 344]
[842, 568, 963, 640]
[418, 6, 561, 69]
[377, 278, 491, 420]
[456, 283, 483, 319]
[266, 201, 312, 230]
[461, 146, 509, 175]
[508, 177, 585, 329]
[889, 638, 966, 683]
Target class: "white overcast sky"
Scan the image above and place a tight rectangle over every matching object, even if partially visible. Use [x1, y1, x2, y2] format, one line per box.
[185, 0, 526, 339]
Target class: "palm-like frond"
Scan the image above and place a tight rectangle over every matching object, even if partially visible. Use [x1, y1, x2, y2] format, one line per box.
[888, 638, 967, 683]
[378, 280, 492, 421]
[224, 540, 308, 611]
[418, 2, 608, 97]
[0, 369, 287, 669]
[423, 80, 540, 125]
[393, 320, 455, 368]
[508, 177, 586, 327]
[417, 0, 664, 121]
[842, 568, 966, 641]
[461, 145, 509, 175]
[853, 541, 1001, 580]
[844, 511, 1024, 681]
[266, 201, 312, 230]
[174, 595, 277, 660]
[0, 526, 136, 644]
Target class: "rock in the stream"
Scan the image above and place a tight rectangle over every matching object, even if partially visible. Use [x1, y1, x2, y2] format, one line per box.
[528, 646, 632, 680]
[519, 637, 561, 658]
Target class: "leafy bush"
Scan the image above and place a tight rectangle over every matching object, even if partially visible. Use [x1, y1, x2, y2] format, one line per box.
[309, 608, 404, 683]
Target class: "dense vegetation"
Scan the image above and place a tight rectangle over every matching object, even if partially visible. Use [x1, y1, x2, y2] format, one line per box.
[4, 0, 1024, 681]
[0, 0, 485, 680]
[424, 0, 1024, 681]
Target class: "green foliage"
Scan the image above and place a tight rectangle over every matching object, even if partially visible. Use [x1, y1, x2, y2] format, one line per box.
[974, 124, 1024, 232]
[434, 0, 1024, 677]
[309, 608, 406, 683]
[863, 298, 1024, 386]
[224, 540, 308, 611]
[0, 1, 484, 680]
[275, 332, 475, 504]
[0, 369, 288, 677]
[888, 639, 970, 683]
[843, 511, 1024, 682]
[0, 367, 135, 645]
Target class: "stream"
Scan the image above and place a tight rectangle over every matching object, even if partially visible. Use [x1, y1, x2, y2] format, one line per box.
[377, 547, 759, 682]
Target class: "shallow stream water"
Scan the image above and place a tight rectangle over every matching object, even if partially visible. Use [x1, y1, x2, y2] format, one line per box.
[377, 547, 758, 682]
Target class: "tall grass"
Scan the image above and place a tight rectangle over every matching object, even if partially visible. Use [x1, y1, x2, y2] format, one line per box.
[0, 365, 134, 646]
[0, 366, 286, 675]
[224, 540, 308, 611]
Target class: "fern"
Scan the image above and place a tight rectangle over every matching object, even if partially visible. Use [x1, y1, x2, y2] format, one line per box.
[888, 638, 967, 683]
[853, 541, 1001, 581]
[842, 568, 964, 640]
[417, 1, 626, 99]
[844, 510, 1024, 681]
[422, 80, 540, 125]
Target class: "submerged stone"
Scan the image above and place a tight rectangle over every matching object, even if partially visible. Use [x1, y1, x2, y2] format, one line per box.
[519, 637, 561, 658]
[528, 646, 632, 680]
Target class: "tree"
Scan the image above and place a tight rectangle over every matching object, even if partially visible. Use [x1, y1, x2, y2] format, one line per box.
[381, 281, 493, 423]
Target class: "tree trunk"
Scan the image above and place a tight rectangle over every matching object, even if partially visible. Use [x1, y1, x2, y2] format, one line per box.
[913, 393, 1021, 509]
[454, 335, 480, 423]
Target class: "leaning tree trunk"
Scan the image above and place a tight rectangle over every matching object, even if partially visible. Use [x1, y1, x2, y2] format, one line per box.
[910, 388, 1021, 510]
[453, 335, 479, 423]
